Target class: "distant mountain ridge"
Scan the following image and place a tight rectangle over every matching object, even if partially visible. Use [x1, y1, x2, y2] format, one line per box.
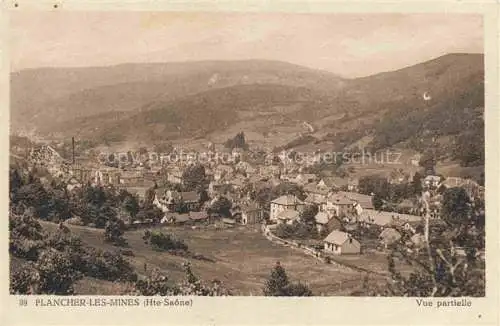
[10, 54, 484, 162]
[10, 59, 345, 132]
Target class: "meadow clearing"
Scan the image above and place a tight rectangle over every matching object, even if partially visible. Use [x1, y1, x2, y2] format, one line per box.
[39, 221, 387, 296]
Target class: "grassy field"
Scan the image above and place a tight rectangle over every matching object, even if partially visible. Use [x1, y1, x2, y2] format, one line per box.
[39, 221, 385, 296]
[329, 252, 391, 275]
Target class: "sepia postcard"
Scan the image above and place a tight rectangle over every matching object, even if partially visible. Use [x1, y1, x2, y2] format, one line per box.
[1, 1, 499, 325]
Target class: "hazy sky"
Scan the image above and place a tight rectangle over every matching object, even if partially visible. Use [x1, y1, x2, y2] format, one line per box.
[10, 12, 483, 77]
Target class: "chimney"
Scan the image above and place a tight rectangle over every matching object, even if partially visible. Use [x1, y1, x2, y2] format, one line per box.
[72, 137, 75, 164]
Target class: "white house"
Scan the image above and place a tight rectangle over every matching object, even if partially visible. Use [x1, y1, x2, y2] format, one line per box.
[270, 195, 305, 221]
[323, 230, 361, 255]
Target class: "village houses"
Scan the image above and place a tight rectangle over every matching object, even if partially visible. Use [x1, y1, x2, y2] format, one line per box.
[153, 188, 200, 213]
[303, 183, 330, 211]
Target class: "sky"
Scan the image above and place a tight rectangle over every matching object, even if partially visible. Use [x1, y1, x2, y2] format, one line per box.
[9, 12, 483, 78]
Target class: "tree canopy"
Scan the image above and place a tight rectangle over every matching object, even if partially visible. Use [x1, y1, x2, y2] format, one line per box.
[263, 262, 313, 296]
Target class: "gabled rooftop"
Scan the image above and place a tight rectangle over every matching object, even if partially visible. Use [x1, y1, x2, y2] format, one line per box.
[324, 230, 353, 245]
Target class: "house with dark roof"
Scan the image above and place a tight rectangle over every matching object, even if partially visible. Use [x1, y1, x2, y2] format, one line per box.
[323, 230, 360, 255]
[65, 176, 82, 192]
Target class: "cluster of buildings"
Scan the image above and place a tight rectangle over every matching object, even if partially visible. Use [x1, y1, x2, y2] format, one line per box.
[268, 189, 427, 255]
[266, 173, 483, 256]
[26, 143, 484, 257]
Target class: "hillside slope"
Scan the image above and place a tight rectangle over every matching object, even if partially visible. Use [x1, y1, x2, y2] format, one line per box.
[74, 84, 330, 142]
[311, 54, 484, 154]
[11, 60, 345, 132]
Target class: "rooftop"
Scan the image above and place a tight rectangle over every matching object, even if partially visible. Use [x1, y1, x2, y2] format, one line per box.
[276, 209, 300, 221]
[324, 230, 353, 245]
[327, 193, 354, 205]
[358, 209, 422, 227]
[338, 191, 374, 209]
[271, 195, 304, 206]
